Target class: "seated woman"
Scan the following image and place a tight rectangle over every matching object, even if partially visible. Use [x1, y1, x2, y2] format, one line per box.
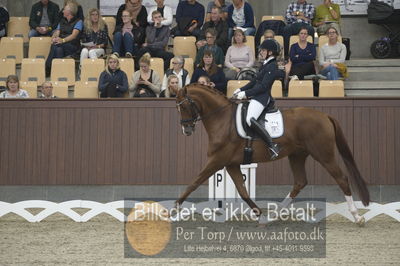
[319, 26, 347, 80]
[191, 50, 227, 94]
[161, 55, 190, 93]
[98, 54, 128, 98]
[224, 29, 254, 80]
[45, 1, 82, 74]
[198, 75, 211, 86]
[116, 0, 148, 29]
[232, 40, 280, 160]
[194, 28, 225, 67]
[113, 9, 145, 58]
[159, 74, 179, 98]
[287, 27, 317, 80]
[130, 53, 162, 97]
[80, 8, 108, 64]
[0, 75, 29, 98]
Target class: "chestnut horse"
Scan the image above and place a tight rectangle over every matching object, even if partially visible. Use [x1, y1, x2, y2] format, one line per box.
[175, 84, 370, 225]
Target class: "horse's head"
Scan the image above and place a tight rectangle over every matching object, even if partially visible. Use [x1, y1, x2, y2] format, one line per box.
[176, 87, 200, 136]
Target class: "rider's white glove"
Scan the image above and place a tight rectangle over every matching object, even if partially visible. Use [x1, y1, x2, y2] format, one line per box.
[233, 88, 241, 95]
[236, 91, 246, 100]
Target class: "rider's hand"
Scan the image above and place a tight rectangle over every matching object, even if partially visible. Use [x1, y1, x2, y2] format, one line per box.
[233, 88, 241, 95]
[236, 91, 246, 100]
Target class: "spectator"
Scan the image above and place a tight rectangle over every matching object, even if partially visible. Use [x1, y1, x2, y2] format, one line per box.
[0, 6, 9, 38]
[161, 55, 190, 93]
[205, 0, 231, 22]
[198, 75, 211, 86]
[197, 6, 229, 53]
[60, 0, 84, 21]
[319, 26, 347, 80]
[227, 0, 256, 40]
[130, 53, 162, 97]
[116, 0, 148, 30]
[0, 75, 29, 98]
[28, 0, 60, 38]
[45, 1, 83, 73]
[112, 10, 144, 58]
[287, 27, 316, 80]
[135, 10, 174, 71]
[173, 0, 205, 38]
[191, 50, 227, 94]
[160, 74, 179, 98]
[263, 29, 286, 85]
[224, 29, 254, 80]
[194, 28, 224, 67]
[98, 54, 128, 98]
[39, 81, 57, 98]
[80, 8, 108, 64]
[283, 0, 315, 57]
[263, 30, 284, 63]
[313, 0, 341, 36]
[146, 0, 173, 27]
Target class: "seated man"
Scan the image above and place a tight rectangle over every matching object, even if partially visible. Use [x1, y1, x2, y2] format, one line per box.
[39, 81, 57, 98]
[29, 0, 60, 38]
[146, 0, 173, 27]
[172, 0, 205, 39]
[135, 10, 174, 71]
[283, 0, 315, 57]
[227, 0, 256, 40]
[197, 6, 228, 53]
[313, 0, 341, 36]
[205, 0, 231, 22]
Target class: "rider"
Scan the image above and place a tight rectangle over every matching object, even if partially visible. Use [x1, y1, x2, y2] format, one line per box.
[233, 39, 281, 160]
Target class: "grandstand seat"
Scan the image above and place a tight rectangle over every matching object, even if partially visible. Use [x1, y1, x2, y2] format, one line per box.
[51, 81, 69, 98]
[20, 58, 46, 84]
[319, 80, 345, 97]
[169, 57, 194, 78]
[7, 17, 30, 43]
[0, 37, 24, 64]
[0, 59, 16, 87]
[51, 58, 76, 86]
[288, 80, 313, 97]
[74, 81, 99, 98]
[20, 81, 38, 98]
[80, 58, 105, 82]
[150, 57, 164, 79]
[102, 17, 116, 41]
[119, 58, 135, 85]
[28, 37, 52, 60]
[173, 36, 197, 60]
[271, 80, 283, 97]
[244, 36, 256, 59]
[261, 15, 285, 22]
[226, 80, 250, 97]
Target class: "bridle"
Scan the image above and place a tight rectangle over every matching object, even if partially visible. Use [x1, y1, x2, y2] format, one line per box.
[176, 90, 232, 128]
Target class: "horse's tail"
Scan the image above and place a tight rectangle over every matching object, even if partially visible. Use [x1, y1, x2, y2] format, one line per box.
[329, 116, 370, 206]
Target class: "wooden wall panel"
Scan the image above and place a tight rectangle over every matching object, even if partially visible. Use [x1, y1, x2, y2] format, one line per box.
[0, 98, 398, 185]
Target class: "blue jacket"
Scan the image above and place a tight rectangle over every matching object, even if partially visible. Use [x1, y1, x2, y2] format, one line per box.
[176, 1, 205, 29]
[240, 57, 278, 107]
[289, 42, 316, 67]
[98, 68, 128, 98]
[191, 67, 227, 94]
[227, 2, 255, 28]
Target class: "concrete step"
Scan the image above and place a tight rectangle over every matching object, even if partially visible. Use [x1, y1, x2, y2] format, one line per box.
[347, 67, 400, 81]
[345, 90, 400, 97]
[347, 58, 400, 67]
[345, 81, 400, 90]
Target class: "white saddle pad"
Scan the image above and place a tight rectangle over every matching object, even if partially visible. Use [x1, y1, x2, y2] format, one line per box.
[236, 103, 284, 139]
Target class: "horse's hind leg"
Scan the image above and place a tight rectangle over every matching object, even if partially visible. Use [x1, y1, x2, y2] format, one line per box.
[280, 152, 309, 209]
[225, 165, 264, 224]
[315, 157, 365, 226]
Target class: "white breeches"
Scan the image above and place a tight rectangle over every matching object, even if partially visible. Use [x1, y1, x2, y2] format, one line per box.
[246, 99, 265, 126]
[80, 48, 105, 64]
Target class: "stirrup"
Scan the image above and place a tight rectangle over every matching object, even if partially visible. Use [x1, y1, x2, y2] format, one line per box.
[268, 143, 280, 160]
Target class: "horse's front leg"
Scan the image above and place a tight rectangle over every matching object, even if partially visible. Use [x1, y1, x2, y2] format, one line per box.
[176, 159, 223, 207]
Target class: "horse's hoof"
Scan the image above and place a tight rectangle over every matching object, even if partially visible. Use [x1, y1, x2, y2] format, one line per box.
[257, 214, 268, 227]
[355, 216, 365, 227]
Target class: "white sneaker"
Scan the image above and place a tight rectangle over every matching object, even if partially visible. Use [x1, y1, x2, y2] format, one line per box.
[290, 75, 299, 81]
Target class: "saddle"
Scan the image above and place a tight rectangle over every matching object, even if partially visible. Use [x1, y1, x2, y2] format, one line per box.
[236, 101, 284, 140]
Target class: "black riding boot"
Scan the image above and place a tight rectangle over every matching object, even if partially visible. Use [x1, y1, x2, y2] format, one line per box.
[250, 118, 281, 160]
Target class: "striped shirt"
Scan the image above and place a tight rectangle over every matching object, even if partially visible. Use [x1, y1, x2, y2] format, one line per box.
[285, 1, 315, 25]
